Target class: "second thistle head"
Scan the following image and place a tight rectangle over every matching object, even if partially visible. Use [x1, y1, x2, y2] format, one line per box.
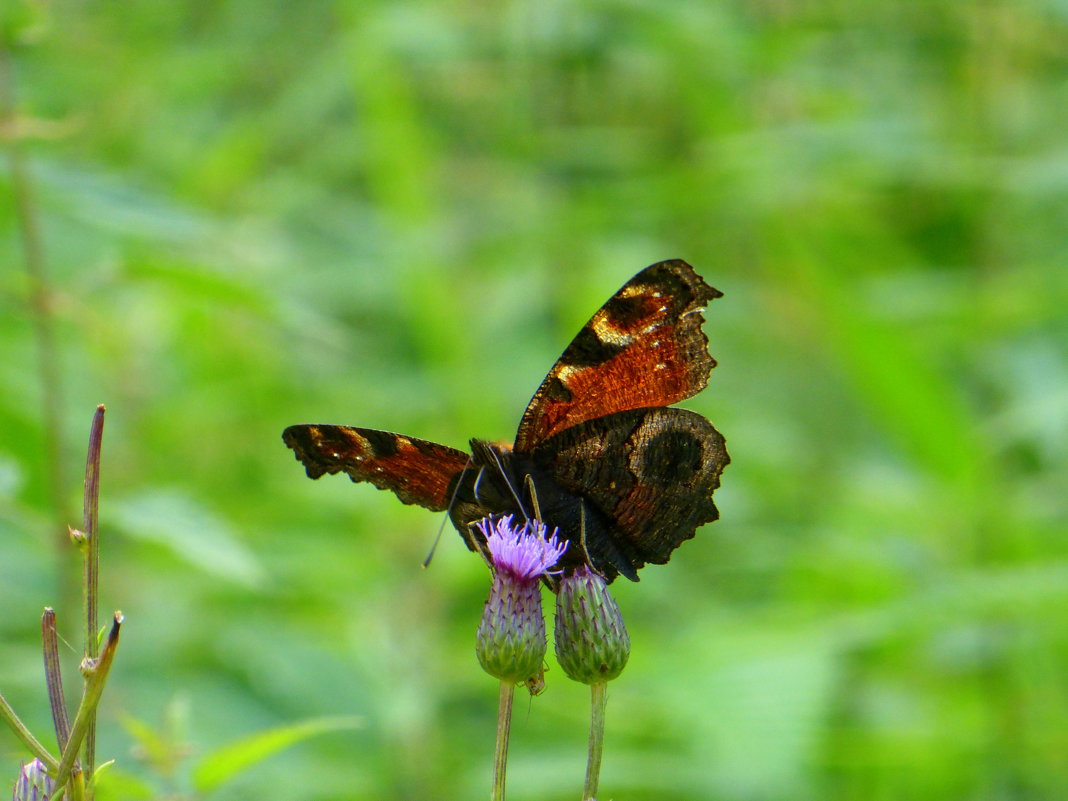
[555, 565, 631, 685]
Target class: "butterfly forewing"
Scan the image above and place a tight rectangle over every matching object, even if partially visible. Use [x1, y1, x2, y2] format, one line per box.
[282, 424, 470, 511]
[514, 259, 722, 453]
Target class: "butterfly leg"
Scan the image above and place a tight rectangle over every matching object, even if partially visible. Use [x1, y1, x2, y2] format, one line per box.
[523, 474, 544, 523]
[462, 520, 494, 568]
[577, 502, 607, 580]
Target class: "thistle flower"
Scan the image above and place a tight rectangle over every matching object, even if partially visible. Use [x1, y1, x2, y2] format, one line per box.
[554, 566, 630, 684]
[12, 760, 52, 801]
[475, 515, 566, 684]
[475, 515, 567, 801]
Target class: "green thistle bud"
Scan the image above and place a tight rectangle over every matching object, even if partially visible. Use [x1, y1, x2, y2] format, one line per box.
[477, 568, 546, 683]
[475, 515, 567, 685]
[554, 566, 630, 684]
[13, 759, 53, 801]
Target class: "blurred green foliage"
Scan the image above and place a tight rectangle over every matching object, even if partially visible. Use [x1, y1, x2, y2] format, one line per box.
[2, 0, 1067, 799]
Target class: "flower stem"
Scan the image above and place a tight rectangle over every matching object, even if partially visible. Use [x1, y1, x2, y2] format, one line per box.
[42, 608, 72, 751]
[81, 404, 106, 781]
[52, 613, 123, 798]
[491, 680, 515, 801]
[583, 681, 608, 801]
[0, 693, 59, 770]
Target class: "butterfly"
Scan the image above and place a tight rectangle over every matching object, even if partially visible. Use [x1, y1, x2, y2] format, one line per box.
[283, 259, 729, 582]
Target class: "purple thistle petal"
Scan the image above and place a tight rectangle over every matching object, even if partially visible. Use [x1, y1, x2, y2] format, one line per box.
[476, 515, 567, 581]
[13, 760, 52, 801]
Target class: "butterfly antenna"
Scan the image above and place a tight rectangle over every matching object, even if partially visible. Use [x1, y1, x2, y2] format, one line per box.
[463, 466, 496, 561]
[423, 456, 475, 569]
[422, 515, 451, 569]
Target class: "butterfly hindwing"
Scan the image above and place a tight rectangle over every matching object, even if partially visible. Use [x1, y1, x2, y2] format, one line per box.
[514, 259, 722, 452]
[282, 424, 470, 511]
[530, 407, 729, 572]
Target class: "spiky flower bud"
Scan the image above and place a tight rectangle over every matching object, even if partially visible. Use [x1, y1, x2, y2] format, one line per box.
[554, 566, 630, 684]
[12, 760, 52, 801]
[475, 515, 567, 684]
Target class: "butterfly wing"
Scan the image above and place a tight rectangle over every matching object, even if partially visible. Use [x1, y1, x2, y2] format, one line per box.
[529, 407, 729, 578]
[514, 259, 722, 453]
[282, 424, 470, 511]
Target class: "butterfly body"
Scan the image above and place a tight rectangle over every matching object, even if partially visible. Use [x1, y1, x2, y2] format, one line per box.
[283, 259, 729, 582]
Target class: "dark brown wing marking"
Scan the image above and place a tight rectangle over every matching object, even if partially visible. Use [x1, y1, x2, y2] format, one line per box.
[514, 259, 722, 453]
[282, 425, 470, 511]
[532, 407, 729, 570]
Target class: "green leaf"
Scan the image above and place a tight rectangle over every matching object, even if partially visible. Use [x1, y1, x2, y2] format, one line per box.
[191, 716, 361, 794]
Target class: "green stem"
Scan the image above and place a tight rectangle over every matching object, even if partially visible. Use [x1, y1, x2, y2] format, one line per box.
[0, 692, 59, 770]
[53, 613, 122, 797]
[69, 765, 86, 801]
[583, 682, 608, 801]
[82, 404, 105, 782]
[491, 681, 515, 801]
[42, 607, 72, 750]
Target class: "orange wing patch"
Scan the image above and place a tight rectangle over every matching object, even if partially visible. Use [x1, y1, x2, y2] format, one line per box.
[282, 425, 470, 511]
[514, 260, 722, 452]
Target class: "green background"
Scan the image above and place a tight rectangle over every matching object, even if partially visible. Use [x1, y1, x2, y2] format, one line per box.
[2, 1, 1067, 799]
